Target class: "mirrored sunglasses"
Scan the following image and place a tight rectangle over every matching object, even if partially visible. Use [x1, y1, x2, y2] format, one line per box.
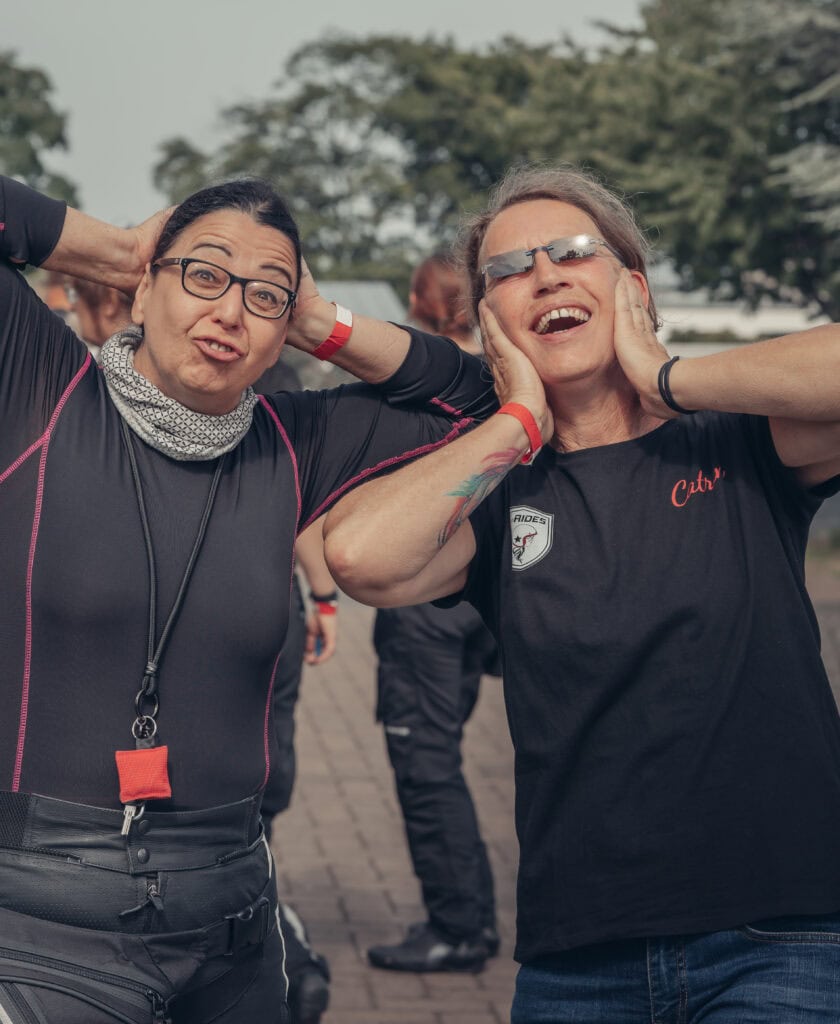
[482, 234, 619, 281]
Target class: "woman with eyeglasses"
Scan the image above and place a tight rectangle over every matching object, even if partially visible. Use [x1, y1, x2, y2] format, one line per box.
[0, 176, 492, 1024]
[324, 164, 840, 1022]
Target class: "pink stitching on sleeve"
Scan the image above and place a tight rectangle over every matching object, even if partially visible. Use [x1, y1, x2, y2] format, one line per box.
[300, 417, 473, 531]
[0, 436, 46, 485]
[429, 396, 463, 417]
[11, 353, 91, 791]
[258, 395, 302, 528]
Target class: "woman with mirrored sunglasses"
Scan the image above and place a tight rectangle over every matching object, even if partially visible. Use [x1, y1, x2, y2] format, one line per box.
[324, 163, 840, 1023]
[0, 175, 493, 1024]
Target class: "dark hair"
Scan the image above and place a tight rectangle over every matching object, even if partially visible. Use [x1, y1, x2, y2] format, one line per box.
[151, 178, 302, 288]
[458, 164, 659, 329]
[409, 253, 471, 337]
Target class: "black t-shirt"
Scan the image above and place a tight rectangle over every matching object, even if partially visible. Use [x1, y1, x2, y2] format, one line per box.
[0, 177, 494, 810]
[463, 413, 840, 961]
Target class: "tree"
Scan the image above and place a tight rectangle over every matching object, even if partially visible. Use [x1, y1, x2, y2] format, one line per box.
[569, 0, 840, 318]
[0, 51, 78, 204]
[152, 12, 840, 317]
[152, 36, 576, 292]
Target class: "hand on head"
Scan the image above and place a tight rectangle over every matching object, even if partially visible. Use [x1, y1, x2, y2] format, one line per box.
[613, 269, 676, 420]
[129, 207, 175, 294]
[478, 300, 553, 444]
[284, 257, 338, 352]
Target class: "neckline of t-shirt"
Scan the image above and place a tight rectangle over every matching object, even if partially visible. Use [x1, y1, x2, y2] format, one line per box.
[542, 417, 678, 462]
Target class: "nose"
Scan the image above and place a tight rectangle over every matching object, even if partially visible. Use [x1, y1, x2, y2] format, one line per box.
[530, 250, 572, 294]
[211, 282, 246, 327]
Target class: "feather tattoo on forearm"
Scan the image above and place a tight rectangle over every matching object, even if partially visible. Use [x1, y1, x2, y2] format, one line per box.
[437, 447, 523, 547]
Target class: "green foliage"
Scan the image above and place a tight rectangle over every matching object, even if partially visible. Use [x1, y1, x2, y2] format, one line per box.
[151, 7, 840, 316]
[568, 0, 840, 318]
[0, 51, 78, 204]
[151, 35, 582, 294]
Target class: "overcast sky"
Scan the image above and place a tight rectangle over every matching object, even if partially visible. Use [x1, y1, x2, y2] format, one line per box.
[7, 0, 642, 224]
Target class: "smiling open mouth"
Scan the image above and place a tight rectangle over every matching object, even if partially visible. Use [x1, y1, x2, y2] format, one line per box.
[534, 307, 591, 335]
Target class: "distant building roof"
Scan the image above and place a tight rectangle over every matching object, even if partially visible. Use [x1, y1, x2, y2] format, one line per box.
[647, 261, 827, 344]
[320, 281, 406, 324]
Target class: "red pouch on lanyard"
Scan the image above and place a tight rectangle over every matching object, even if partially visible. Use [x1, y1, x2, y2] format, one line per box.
[115, 746, 172, 802]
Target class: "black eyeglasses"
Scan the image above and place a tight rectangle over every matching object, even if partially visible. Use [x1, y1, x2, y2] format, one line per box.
[481, 235, 621, 281]
[152, 258, 296, 319]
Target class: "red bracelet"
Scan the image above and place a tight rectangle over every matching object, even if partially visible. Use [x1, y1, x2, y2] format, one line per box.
[496, 402, 543, 465]
[315, 601, 338, 616]
[312, 303, 353, 361]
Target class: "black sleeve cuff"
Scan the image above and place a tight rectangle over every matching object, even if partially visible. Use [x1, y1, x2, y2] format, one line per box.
[381, 324, 498, 420]
[0, 176, 68, 267]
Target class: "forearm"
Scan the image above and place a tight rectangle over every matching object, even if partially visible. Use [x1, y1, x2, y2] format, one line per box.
[42, 208, 142, 294]
[288, 299, 412, 385]
[666, 326, 840, 421]
[295, 517, 335, 597]
[325, 409, 529, 591]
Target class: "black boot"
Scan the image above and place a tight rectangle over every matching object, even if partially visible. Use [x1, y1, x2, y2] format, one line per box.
[287, 956, 330, 1024]
[368, 922, 488, 973]
[279, 903, 330, 1024]
[481, 925, 501, 957]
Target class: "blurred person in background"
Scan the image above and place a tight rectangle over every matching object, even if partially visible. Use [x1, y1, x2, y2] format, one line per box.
[61, 273, 134, 360]
[367, 254, 501, 974]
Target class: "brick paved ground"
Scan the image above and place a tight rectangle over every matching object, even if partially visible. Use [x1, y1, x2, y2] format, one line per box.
[269, 549, 840, 1024]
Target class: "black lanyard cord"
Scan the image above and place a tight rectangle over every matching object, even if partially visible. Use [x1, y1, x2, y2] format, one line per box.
[120, 418, 226, 731]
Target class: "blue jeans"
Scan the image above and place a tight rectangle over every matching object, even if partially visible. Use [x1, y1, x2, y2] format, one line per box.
[512, 915, 840, 1023]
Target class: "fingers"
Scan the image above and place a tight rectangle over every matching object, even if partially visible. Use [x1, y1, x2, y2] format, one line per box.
[303, 614, 337, 665]
[478, 300, 551, 435]
[478, 300, 519, 359]
[613, 269, 676, 419]
[319, 617, 338, 661]
[295, 257, 319, 304]
[615, 269, 656, 336]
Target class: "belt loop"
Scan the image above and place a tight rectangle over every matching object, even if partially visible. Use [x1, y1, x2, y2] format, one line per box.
[224, 895, 272, 958]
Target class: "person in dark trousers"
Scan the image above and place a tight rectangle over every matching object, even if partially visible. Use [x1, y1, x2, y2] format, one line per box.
[368, 255, 501, 973]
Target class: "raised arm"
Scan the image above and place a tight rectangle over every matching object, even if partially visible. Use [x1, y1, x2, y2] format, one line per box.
[324, 305, 552, 607]
[0, 174, 166, 294]
[284, 261, 424, 385]
[614, 270, 840, 486]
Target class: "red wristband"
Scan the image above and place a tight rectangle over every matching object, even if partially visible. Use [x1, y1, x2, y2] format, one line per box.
[312, 303, 353, 361]
[497, 402, 543, 465]
[315, 601, 338, 616]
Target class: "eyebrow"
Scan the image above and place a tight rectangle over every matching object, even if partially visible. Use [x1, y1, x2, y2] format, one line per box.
[189, 242, 294, 285]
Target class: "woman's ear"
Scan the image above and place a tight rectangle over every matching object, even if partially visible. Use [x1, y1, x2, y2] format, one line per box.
[131, 265, 152, 325]
[629, 269, 651, 309]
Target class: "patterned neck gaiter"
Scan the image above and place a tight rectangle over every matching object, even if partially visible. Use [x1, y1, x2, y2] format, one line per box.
[100, 326, 257, 461]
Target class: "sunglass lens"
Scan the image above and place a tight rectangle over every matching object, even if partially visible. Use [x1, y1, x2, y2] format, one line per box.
[485, 253, 533, 280]
[548, 237, 598, 263]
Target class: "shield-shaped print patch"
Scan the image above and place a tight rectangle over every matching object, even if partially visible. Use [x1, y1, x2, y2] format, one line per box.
[509, 505, 554, 571]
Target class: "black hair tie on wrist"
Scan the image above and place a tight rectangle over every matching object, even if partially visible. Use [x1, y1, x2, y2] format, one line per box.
[658, 356, 696, 415]
[309, 590, 339, 604]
